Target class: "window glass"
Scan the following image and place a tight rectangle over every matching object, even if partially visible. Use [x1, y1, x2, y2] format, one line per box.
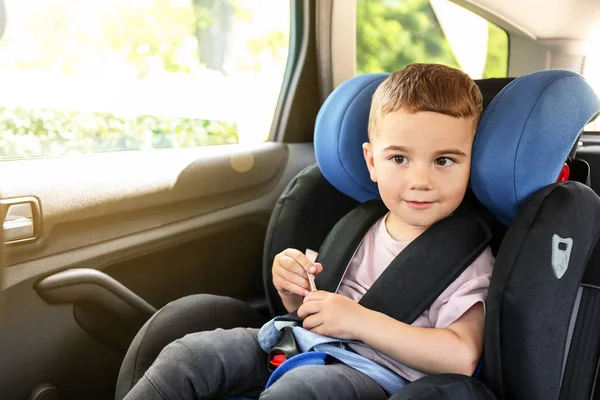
[356, 0, 509, 79]
[0, 0, 290, 160]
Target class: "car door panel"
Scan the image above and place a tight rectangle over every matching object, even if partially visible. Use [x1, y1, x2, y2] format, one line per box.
[0, 142, 316, 400]
[2, 142, 287, 265]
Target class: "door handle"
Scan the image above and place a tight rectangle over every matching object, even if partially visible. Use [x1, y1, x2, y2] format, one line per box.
[3, 215, 34, 242]
[2, 197, 41, 244]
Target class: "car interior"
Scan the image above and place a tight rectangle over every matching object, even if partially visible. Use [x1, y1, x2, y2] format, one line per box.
[0, 0, 600, 399]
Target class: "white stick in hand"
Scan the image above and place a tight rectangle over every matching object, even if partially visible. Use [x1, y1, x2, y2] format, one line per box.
[305, 248, 318, 291]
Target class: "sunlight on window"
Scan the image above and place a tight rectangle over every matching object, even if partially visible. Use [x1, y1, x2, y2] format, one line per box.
[0, 0, 290, 159]
[430, 0, 488, 79]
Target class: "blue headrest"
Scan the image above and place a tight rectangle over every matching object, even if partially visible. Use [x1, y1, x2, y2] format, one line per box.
[471, 70, 600, 225]
[315, 70, 600, 226]
[314, 73, 386, 202]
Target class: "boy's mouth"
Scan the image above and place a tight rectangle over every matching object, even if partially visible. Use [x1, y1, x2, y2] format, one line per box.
[405, 200, 435, 210]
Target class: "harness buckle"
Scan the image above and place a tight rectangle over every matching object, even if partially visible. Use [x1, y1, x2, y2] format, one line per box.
[267, 326, 300, 372]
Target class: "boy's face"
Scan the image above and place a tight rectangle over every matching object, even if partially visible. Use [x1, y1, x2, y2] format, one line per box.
[363, 108, 475, 231]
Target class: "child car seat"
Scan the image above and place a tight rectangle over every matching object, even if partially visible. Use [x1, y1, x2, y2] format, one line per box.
[389, 72, 600, 400]
[115, 71, 599, 400]
[474, 72, 600, 400]
[115, 75, 514, 400]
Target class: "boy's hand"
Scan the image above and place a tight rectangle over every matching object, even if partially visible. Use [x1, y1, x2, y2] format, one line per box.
[298, 291, 368, 340]
[272, 248, 323, 298]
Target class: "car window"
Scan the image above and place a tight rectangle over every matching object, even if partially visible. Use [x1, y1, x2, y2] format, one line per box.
[356, 0, 509, 79]
[0, 0, 290, 160]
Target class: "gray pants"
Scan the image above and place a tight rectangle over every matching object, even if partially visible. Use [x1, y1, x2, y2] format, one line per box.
[123, 327, 388, 400]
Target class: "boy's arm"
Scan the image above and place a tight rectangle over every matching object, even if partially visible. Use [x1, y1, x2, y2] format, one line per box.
[356, 303, 484, 376]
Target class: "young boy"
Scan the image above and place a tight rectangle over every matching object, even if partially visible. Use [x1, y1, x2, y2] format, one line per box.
[124, 63, 494, 400]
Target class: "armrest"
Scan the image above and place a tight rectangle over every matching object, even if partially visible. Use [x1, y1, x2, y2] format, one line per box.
[35, 268, 157, 352]
[35, 268, 156, 318]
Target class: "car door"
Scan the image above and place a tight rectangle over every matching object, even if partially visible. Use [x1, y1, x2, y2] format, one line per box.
[0, 1, 323, 399]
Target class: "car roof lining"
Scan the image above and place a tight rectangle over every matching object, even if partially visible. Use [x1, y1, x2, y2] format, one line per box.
[457, 0, 600, 43]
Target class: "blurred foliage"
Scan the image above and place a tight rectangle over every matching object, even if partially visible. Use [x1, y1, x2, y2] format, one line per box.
[102, 0, 201, 77]
[357, 0, 460, 74]
[0, 107, 237, 159]
[356, 0, 509, 78]
[242, 30, 288, 71]
[483, 23, 509, 78]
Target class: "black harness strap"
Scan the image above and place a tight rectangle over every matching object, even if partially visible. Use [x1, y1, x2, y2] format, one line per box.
[315, 200, 493, 324]
[315, 200, 389, 293]
[360, 213, 492, 324]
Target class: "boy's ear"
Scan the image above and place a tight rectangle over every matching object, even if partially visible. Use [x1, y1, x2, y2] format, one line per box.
[363, 142, 377, 183]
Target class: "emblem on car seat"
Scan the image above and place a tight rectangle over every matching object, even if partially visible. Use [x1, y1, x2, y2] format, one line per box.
[552, 234, 573, 279]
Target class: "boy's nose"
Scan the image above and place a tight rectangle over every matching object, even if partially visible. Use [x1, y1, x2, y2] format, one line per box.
[408, 170, 433, 191]
[409, 179, 432, 190]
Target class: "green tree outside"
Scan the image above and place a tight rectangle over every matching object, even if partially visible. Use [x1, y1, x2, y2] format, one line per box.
[0, 107, 238, 159]
[483, 23, 509, 78]
[356, 0, 509, 77]
[357, 0, 460, 75]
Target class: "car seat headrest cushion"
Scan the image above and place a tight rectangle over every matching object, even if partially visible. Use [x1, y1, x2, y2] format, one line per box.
[471, 70, 600, 225]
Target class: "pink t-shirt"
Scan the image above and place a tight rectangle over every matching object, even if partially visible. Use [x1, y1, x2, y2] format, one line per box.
[332, 213, 495, 382]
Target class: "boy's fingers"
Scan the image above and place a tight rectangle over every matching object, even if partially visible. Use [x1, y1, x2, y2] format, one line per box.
[302, 314, 324, 331]
[273, 265, 310, 291]
[284, 248, 315, 273]
[274, 276, 309, 297]
[280, 256, 311, 278]
[297, 300, 322, 318]
[312, 263, 323, 274]
[304, 290, 328, 302]
[274, 254, 304, 277]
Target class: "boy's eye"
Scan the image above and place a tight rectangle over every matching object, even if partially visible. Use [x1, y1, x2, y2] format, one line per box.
[391, 155, 407, 165]
[435, 157, 455, 166]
